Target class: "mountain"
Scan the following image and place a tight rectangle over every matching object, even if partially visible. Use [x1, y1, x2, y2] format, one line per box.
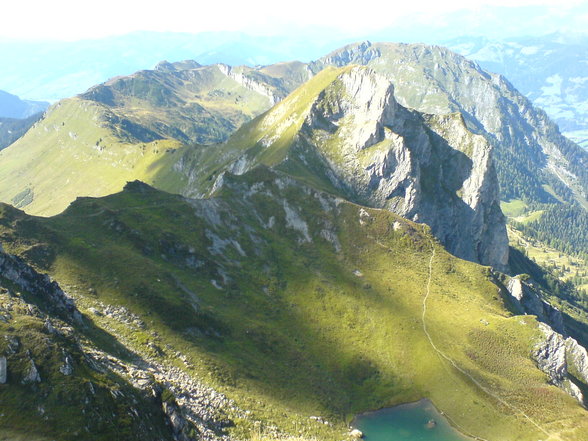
[0, 167, 586, 440]
[310, 42, 588, 275]
[0, 61, 510, 269]
[1, 39, 588, 441]
[172, 66, 508, 269]
[4, 41, 587, 269]
[5, 41, 588, 265]
[313, 42, 588, 207]
[80, 59, 311, 145]
[0, 61, 312, 216]
[0, 89, 48, 119]
[0, 31, 342, 102]
[447, 33, 588, 149]
[0, 246, 176, 440]
[6, 41, 587, 209]
[0, 112, 44, 150]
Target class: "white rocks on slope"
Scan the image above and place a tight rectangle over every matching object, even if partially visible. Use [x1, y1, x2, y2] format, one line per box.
[22, 357, 41, 384]
[505, 276, 565, 333]
[534, 322, 588, 404]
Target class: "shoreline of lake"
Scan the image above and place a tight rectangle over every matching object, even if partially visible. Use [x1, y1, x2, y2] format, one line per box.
[352, 398, 477, 441]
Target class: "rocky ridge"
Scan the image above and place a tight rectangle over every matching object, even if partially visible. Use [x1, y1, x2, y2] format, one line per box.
[195, 66, 508, 269]
[313, 41, 588, 205]
[0, 243, 244, 440]
[0, 169, 587, 440]
[4, 42, 586, 271]
[504, 275, 565, 333]
[0, 249, 82, 324]
[0, 279, 175, 439]
[500, 273, 588, 405]
[447, 33, 588, 148]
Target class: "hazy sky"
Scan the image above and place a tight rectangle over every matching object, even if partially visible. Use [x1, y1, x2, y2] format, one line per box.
[6, 0, 587, 41]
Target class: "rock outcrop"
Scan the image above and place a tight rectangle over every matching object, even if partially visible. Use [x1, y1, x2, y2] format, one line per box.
[217, 64, 282, 105]
[0, 250, 82, 324]
[218, 66, 508, 268]
[314, 41, 588, 205]
[505, 276, 565, 333]
[302, 68, 508, 268]
[0, 356, 6, 383]
[534, 323, 588, 404]
[22, 356, 41, 384]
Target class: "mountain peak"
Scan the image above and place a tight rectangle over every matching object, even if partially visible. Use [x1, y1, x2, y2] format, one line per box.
[185, 65, 508, 269]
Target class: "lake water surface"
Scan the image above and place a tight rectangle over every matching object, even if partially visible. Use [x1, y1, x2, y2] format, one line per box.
[353, 399, 473, 441]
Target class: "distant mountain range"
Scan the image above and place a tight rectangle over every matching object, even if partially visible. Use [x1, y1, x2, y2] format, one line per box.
[0, 89, 48, 119]
[0, 113, 44, 150]
[0, 31, 346, 102]
[0, 90, 47, 149]
[447, 33, 588, 148]
[1, 31, 586, 150]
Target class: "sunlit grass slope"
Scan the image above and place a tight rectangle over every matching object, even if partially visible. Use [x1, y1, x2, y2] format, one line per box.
[0, 167, 586, 441]
[0, 61, 304, 217]
[0, 98, 188, 216]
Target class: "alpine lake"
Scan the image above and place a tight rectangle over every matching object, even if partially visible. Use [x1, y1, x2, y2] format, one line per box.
[353, 399, 474, 441]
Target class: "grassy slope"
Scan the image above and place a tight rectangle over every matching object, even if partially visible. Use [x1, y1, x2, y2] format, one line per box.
[0, 168, 586, 441]
[88, 65, 274, 145]
[0, 98, 188, 216]
[167, 66, 351, 198]
[0, 62, 294, 217]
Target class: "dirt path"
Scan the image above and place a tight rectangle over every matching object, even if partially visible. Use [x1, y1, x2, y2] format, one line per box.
[421, 239, 553, 439]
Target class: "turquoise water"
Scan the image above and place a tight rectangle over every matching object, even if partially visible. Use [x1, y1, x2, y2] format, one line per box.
[353, 399, 473, 441]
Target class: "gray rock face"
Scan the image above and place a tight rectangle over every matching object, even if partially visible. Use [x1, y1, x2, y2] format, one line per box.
[447, 34, 588, 148]
[565, 338, 588, 385]
[505, 276, 565, 333]
[314, 41, 588, 205]
[297, 67, 508, 269]
[22, 358, 41, 384]
[206, 66, 508, 268]
[217, 64, 282, 105]
[59, 352, 74, 376]
[162, 400, 191, 441]
[534, 323, 588, 404]
[0, 250, 82, 324]
[0, 356, 7, 384]
[4, 335, 19, 354]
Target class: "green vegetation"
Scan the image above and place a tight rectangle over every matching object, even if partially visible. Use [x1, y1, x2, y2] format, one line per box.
[0, 60, 305, 217]
[513, 203, 588, 260]
[81, 64, 275, 145]
[501, 199, 528, 218]
[0, 279, 175, 441]
[0, 98, 188, 216]
[0, 168, 586, 440]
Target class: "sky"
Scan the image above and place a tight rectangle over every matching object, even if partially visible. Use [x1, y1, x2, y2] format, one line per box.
[5, 0, 588, 41]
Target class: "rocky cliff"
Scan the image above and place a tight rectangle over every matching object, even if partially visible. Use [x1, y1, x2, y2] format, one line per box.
[300, 67, 508, 268]
[534, 322, 588, 405]
[191, 66, 508, 269]
[504, 275, 565, 333]
[0, 249, 82, 324]
[314, 41, 588, 205]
